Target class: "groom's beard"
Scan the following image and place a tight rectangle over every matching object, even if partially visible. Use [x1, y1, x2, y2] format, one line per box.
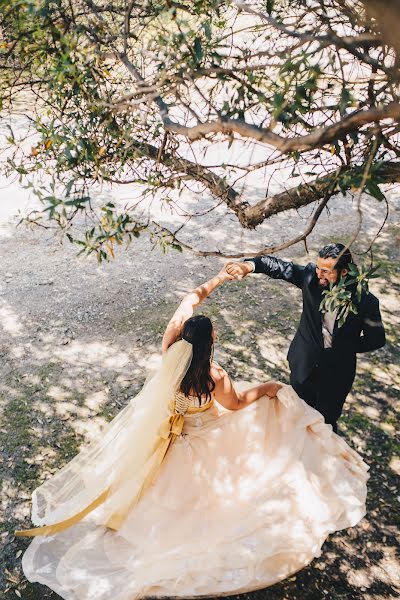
[318, 280, 330, 288]
[313, 273, 335, 289]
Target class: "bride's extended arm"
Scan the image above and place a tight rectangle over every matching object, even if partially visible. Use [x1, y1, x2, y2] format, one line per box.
[211, 364, 282, 410]
[162, 268, 231, 353]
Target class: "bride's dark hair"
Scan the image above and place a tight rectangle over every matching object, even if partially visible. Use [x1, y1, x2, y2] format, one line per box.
[180, 315, 215, 404]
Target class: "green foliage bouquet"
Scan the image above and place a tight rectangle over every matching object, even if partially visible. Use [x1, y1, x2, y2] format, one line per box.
[319, 263, 381, 327]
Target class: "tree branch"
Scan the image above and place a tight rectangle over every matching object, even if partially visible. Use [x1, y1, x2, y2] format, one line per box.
[122, 138, 400, 233]
[122, 138, 248, 218]
[161, 103, 400, 151]
[244, 160, 400, 228]
[232, 0, 395, 75]
[149, 187, 334, 258]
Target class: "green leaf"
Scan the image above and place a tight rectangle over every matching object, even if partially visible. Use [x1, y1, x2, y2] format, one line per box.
[339, 87, 353, 114]
[345, 278, 358, 286]
[348, 263, 359, 275]
[203, 21, 211, 41]
[366, 180, 386, 201]
[194, 37, 203, 62]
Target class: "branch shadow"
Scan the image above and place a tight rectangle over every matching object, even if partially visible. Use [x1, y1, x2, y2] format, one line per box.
[1, 207, 399, 600]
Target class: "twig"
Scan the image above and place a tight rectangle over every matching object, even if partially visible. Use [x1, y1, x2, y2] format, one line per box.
[149, 189, 333, 258]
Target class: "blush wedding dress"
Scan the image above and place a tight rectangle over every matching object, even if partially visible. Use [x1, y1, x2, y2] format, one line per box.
[18, 340, 369, 599]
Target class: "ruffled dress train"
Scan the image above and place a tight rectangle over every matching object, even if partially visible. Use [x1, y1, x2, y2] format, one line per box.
[21, 383, 369, 599]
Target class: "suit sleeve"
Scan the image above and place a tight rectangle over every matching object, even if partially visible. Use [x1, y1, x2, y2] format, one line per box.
[356, 296, 386, 353]
[244, 256, 307, 289]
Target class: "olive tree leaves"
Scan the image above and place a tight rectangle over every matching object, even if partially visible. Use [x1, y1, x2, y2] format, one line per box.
[1, 0, 400, 259]
[319, 263, 381, 327]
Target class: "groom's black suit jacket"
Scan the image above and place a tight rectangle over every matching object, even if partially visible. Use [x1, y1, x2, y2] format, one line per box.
[246, 256, 386, 384]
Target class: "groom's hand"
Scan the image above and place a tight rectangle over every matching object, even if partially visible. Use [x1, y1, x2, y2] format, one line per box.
[225, 262, 253, 280]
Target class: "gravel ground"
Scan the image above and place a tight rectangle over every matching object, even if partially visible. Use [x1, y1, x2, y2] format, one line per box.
[1, 186, 399, 600]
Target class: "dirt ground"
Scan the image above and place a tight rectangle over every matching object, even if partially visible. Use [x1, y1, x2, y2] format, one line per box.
[0, 188, 399, 600]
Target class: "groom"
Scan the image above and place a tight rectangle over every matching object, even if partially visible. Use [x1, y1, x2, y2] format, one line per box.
[226, 243, 386, 432]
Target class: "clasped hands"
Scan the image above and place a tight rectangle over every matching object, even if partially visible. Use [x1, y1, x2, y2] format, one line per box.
[217, 261, 253, 283]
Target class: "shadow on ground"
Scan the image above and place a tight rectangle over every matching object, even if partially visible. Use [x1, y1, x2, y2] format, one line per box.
[1, 228, 399, 600]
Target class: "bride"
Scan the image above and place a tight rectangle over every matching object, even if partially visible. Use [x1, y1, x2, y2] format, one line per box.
[18, 267, 369, 599]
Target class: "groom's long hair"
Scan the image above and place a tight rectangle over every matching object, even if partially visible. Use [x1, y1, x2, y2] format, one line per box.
[180, 315, 215, 404]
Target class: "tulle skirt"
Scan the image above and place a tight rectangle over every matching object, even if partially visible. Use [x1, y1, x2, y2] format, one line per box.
[22, 384, 369, 599]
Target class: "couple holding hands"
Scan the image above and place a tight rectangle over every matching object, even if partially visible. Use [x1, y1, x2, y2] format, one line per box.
[18, 243, 385, 600]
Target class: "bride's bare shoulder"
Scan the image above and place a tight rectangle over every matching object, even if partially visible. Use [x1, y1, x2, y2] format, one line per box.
[210, 362, 228, 382]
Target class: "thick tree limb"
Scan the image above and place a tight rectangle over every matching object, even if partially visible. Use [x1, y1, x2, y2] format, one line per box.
[149, 188, 334, 258]
[4, 0, 400, 255]
[114, 40, 400, 154]
[125, 138, 400, 231]
[162, 103, 400, 151]
[109, 11, 400, 160]
[149, 159, 400, 258]
[244, 161, 400, 228]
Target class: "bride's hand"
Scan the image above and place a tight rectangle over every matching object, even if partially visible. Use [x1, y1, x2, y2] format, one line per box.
[265, 381, 282, 398]
[217, 266, 235, 283]
[225, 262, 253, 280]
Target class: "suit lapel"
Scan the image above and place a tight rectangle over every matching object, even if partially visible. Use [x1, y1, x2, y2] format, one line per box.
[331, 314, 339, 342]
[310, 279, 324, 346]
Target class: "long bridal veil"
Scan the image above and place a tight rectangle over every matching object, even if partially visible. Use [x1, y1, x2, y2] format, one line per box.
[24, 340, 193, 532]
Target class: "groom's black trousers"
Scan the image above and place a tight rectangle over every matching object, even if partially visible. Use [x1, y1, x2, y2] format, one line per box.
[290, 349, 356, 434]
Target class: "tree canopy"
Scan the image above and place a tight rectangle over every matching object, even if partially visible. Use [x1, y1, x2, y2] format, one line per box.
[1, 0, 399, 259]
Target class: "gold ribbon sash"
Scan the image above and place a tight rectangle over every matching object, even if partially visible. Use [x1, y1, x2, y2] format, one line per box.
[105, 399, 213, 529]
[15, 488, 111, 538]
[15, 398, 214, 537]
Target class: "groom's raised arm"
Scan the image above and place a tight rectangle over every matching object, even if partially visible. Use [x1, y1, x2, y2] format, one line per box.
[243, 255, 307, 289]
